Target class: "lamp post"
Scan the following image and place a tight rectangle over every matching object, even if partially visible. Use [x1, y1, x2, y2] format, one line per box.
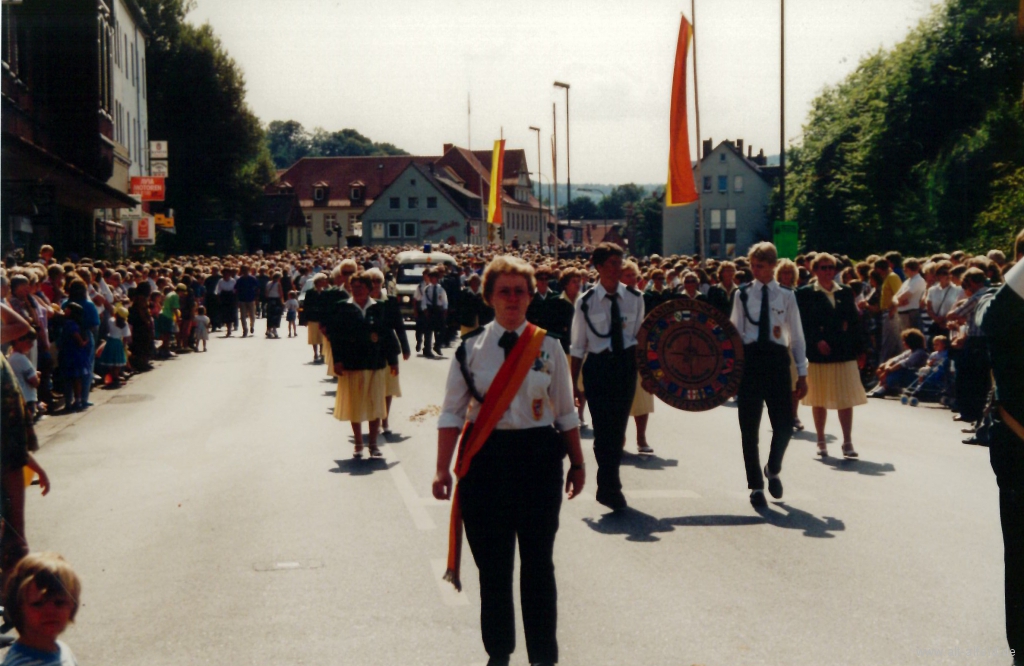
[578, 187, 607, 247]
[528, 125, 542, 247]
[553, 81, 570, 252]
[529, 171, 554, 251]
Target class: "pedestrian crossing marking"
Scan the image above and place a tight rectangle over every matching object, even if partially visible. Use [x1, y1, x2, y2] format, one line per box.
[378, 443, 436, 530]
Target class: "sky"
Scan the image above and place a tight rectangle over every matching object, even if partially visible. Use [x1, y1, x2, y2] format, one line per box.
[187, 0, 940, 185]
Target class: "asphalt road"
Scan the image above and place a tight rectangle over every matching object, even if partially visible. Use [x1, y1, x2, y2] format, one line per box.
[22, 326, 1010, 665]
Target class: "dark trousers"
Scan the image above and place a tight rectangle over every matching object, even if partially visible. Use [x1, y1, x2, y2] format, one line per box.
[460, 428, 564, 663]
[738, 343, 794, 490]
[990, 421, 1024, 659]
[423, 308, 445, 353]
[956, 338, 991, 422]
[583, 350, 637, 498]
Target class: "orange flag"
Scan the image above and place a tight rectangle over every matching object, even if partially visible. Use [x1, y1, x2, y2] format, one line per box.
[487, 140, 506, 224]
[666, 15, 698, 206]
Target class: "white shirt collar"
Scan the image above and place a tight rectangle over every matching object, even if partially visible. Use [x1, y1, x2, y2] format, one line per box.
[493, 320, 529, 336]
[348, 297, 376, 315]
[1005, 260, 1024, 300]
[755, 279, 778, 291]
[595, 281, 624, 299]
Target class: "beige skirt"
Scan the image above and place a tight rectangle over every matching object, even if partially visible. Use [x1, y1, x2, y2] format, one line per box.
[385, 366, 402, 398]
[307, 323, 323, 346]
[323, 338, 337, 378]
[802, 360, 867, 410]
[630, 374, 655, 416]
[334, 369, 388, 423]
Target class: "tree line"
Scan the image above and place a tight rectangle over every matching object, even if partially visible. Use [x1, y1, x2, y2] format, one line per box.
[785, 0, 1024, 257]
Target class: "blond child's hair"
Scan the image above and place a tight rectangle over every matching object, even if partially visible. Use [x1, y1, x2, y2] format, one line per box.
[3, 552, 82, 629]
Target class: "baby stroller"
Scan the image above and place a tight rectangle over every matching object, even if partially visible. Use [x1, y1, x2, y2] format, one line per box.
[900, 360, 949, 406]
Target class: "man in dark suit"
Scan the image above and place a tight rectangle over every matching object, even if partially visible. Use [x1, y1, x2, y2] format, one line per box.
[981, 256, 1024, 665]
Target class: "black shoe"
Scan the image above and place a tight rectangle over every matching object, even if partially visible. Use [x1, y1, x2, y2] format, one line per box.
[962, 436, 988, 446]
[596, 489, 627, 510]
[423, 352, 436, 359]
[486, 657, 510, 666]
[416, 340, 422, 352]
[764, 465, 783, 499]
[750, 489, 767, 508]
[531, 662, 556, 666]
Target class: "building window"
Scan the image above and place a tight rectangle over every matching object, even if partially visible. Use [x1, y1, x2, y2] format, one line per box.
[703, 176, 712, 192]
[142, 57, 146, 98]
[389, 197, 399, 209]
[350, 187, 362, 201]
[126, 112, 131, 157]
[313, 187, 325, 202]
[304, 214, 312, 228]
[410, 179, 417, 186]
[387, 222, 402, 238]
[427, 197, 437, 209]
[404, 222, 417, 238]
[323, 213, 336, 233]
[725, 209, 737, 256]
[408, 197, 418, 209]
[709, 210, 722, 243]
[348, 213, 357, 229]
[717, 176, 727, 192]
[371, 223, 385, 239]
[734, 176, 744, 192]
[124, 35, 128, 78]
[719, 153, 726, 162]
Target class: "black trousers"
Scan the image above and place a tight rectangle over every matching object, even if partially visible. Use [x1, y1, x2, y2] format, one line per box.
[738, 343, 794, 490]
[956, 338, 991, 422]
[460, 428, 564, 663]
[422, 308, 445, 353]
[583, 350, 637, 498]
[990, 420, 1024, 659]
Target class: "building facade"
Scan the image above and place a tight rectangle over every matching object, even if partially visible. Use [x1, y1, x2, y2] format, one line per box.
[361, 163, 482, 247]
[663, 139, 779, 259]
[1, 0, 141, 258]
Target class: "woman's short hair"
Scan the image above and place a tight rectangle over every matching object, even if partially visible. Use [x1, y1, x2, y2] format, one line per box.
[365, 267, 385, 283]
[3, 552, 81, 630]
[622, 260, 640, 277]
[810, 253, 836, 271]
[558, 267, 580, 290]
[901, 328, 926, 350]
[482, 255, 536, 307]
[748, 242, 778, 264]
[350, 271, 374, 290]
[774, 258, 797, 282]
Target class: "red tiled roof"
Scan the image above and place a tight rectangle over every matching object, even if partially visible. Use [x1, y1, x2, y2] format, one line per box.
[471, 148, 529, 180]
[266, 155, 439, 201]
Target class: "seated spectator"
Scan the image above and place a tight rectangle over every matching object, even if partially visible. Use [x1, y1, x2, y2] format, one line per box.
[868, 328, 928, 397]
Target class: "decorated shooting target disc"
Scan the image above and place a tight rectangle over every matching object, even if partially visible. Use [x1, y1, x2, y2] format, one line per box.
[635, 298, 745, 412]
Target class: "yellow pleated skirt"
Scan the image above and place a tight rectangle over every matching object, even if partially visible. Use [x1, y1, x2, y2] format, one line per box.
[801, 360, 867, 410]
[334, 369, 388, 423]
[385, 366, 402, 398]
[323, 338, 337, 378]
[307, 323, 323, 346]
[630, 374, 655, 416]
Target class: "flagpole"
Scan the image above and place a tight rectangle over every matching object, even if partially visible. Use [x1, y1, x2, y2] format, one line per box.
[691, 1, 705, 265]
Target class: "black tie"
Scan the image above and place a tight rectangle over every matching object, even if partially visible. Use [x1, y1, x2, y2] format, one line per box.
[498, 330, 519, 358]
[431, 286, 438, 307]
[606, 293, 624, 354]
[758, 284, 771, 344]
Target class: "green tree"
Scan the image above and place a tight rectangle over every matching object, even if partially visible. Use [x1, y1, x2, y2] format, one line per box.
[785, 0, 1024, 256]
[266, 120, 312, 169]
[560, 196, 599, 220]
[138, 0, 275, 252]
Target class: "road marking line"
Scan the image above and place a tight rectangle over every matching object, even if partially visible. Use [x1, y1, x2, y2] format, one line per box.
[431, 558, 470, 607]
[378, 443, 435, 530]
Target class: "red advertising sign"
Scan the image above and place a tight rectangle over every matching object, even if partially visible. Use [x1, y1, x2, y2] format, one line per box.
[130, 176, 166, 202]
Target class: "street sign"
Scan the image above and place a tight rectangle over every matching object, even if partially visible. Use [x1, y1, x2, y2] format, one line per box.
[125, 194, 143, 217]
[149, 141, 168, 159]
[130, 176, 165, 202]
[131, 216, 155, 245]
[154, 214, 175, 229]
[151, 160, 168, 178]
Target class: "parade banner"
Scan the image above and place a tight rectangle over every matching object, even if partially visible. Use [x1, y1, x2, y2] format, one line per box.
[666, 15, 698, 206]
[487, 139, 505, 225]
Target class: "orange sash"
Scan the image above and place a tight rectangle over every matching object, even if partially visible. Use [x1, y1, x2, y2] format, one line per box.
[443, 323, 547, 591]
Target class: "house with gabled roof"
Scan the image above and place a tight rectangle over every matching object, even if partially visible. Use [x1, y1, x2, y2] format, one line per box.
[663, 138, 780, 258]
[360, 162, 483, 246]
[264, 155, 439, 248]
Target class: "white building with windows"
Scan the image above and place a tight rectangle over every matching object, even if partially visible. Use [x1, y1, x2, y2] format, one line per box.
[663, 138, 779, 259]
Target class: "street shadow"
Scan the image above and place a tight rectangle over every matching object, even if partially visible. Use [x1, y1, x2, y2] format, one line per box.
[321, 377, 336, 383]
[816, 457, 896, 477]
[582, 507, 674, 543]
[382, 432, 412, 444]
[621, 453, 679, 470]
[583, 507, 763, 543]
[329, 459, 397, 476]
[579, 426, 594, 441]
[756, 502, 845, 539]
[791, 431, 838, 443]
[323, 390, 336, 397]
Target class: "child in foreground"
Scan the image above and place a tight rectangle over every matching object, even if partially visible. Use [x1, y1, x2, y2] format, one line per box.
[1, 552, 81, 665]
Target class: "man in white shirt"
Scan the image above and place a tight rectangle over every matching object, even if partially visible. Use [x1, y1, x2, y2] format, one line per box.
[570, 242, 645, 510]
[421, 268, 448, 359]
[894, 258, 927, 332]
[730, 242, 808, 508]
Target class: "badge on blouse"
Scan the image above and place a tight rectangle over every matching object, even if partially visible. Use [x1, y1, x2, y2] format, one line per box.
[773, 325, 782, 340]
[532, 399, 544, 421]
[370, 332, 379, 343]
[842, 321, 849, 332]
